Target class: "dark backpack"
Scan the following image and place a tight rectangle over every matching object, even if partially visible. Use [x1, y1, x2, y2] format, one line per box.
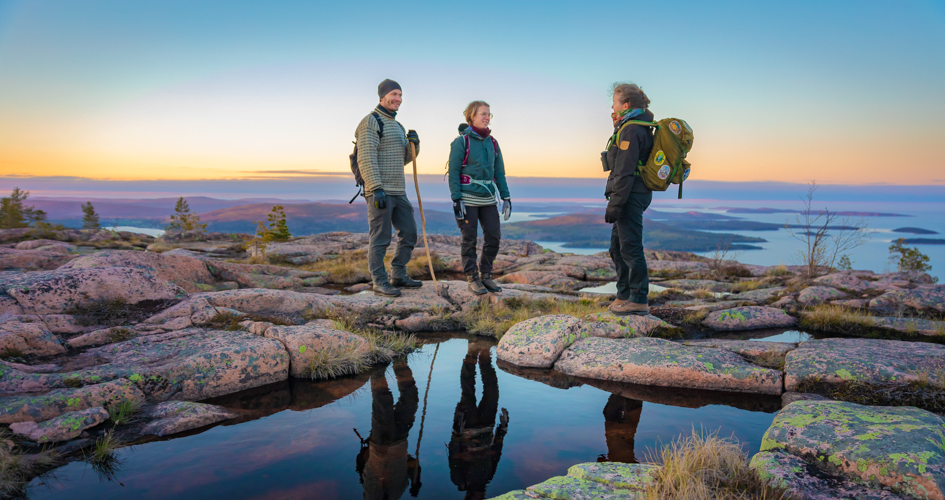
[443, 124, 499, 179]
[348, 112, 389, 203]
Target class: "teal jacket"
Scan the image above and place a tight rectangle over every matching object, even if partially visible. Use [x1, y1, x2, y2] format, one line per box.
[448, 127, 511, 205]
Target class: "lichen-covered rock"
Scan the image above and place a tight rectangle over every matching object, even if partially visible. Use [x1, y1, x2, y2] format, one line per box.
[139, 401, 237, 437]
[526, 475, 633, 499]
[869, 317, 945, 337]
[0, 379, 142, 424]
[0, 315, 66, 356]
[797, 286, 848, 305]
[648, 260, 708, 272]
[781, 392, 829, 406]
[682, 339, 796, 366]
[197, 289, 332, 317]
[555, 337, 783, 395]
[67, 326, 137, 348]
[393, 312, 462, 332]
[566, 462, 657, 490]
[327, 283, 453, 315]
[10, 407, 110, 443]
[60, 329, 289, 401]
[582, 312, 677, 338]
[870, 286, 945, 314]
[142, 296, 218, 329]
[0, 247, 76, 271]
[760, 401, 945, 499]
[264, 323, 370, 378]
[732, 286, 788, 303]
[496, 315, 587, 368]
[0, 267, 186, 314]
[702, 306, 796, 331]
[814, 273, 871, 293]
[784, 338, 945, 391]
[659, 279, 733, 292]
[60, 250, 216, 294]
[750, 449, 911, 500]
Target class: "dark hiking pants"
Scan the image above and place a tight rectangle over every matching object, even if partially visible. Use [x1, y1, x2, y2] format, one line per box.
[366, 193, 417, 286]
[456, 204, 501, 276]
[609, 190, 652, 304]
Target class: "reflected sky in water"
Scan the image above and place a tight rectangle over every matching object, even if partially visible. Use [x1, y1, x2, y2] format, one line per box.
[29, 334, 780, 500]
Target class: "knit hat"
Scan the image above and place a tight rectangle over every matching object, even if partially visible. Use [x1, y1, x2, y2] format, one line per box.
[378, 79, 402, 99]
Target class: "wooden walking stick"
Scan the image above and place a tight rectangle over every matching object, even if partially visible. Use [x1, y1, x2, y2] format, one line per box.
[410, 142, 448, 298]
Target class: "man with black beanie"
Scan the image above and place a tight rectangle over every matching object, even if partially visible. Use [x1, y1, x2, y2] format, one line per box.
[355, 79, 421, 297]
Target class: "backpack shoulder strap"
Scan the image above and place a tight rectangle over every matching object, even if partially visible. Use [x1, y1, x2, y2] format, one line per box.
[616, 120, 658, 139]
[490, 136, 499, 155]
[371, 111, 384, 139]
[462, 135, 470, 166]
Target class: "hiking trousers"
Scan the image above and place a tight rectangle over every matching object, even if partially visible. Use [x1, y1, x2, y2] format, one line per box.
[456, 204, 501, 276]
[609, 190, 652, 304]
[366, 193, 417, 286]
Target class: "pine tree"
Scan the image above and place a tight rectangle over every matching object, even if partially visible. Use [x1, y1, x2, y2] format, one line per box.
[267, 205, 291, 241]
[0, 187, 31, 229]
[166, 197, 206, 232]
[81, 202, 100, 230]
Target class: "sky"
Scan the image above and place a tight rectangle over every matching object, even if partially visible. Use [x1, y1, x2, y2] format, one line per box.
[1, 0, 944, 185]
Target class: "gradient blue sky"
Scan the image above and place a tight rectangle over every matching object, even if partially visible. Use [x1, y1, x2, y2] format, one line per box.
[1, 0, 944, 183]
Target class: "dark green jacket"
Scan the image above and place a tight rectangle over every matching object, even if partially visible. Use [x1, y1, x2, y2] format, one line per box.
[448, 127, 511, 205]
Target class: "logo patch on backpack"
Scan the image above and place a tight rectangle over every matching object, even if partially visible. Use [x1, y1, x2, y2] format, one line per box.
[657, 165, 671, 180]
[668, 121, 682, 135]
[655, 150, 666, 165]
[683, 167, 691, 181]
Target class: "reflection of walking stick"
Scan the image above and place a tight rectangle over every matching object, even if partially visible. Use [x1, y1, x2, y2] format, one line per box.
[414, 343, 439, 458]
[410, 142, 447, 298]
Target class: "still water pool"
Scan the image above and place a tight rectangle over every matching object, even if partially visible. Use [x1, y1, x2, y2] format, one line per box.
[28, 334, 781, 499]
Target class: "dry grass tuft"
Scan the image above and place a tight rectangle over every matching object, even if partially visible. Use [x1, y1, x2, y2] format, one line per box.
[689, 287, 718, 300]
[306, 342, 369, 380]
[207, 311, 246, 331]
[766, 265, 792, 277]
[0, 438, 58, 498]
[106, 327, 137, 344]
[460, 296, 610, 339]
[743, 350, 787, 370]
[799, 304, 874, 333]
[731, 279, 768, 293]
[107, 397, 143, 427]
[680, 308, 710, 327]
[642, 429, 797, 500]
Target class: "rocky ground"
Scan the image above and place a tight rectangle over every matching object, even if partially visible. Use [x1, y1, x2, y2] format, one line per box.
[1, 228, 943, 498]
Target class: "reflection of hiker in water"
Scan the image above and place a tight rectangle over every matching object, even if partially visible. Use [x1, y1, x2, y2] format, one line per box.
[597, 394, 642, 464]
[449, 340, 510, 500]
[356, 360, 420, 500]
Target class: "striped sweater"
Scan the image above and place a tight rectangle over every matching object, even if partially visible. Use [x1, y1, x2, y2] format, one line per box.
[354, 106, 418, 196]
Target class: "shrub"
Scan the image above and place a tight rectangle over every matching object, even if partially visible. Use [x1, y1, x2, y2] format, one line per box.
[107, 398, 143, 426]
[787, 181, 871, 278]
[888, 238, 933, 275]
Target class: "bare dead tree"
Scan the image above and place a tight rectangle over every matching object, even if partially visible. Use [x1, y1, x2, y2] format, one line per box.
[786, 182, 872, 278]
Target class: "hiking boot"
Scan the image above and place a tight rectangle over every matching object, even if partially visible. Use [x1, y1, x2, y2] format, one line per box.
[373, 282, 402, 297]
[611, 300, 648, 316]
[467, 275, 488, 295]
[480, 273, 502, 293]
[391, 276, 423, 289]
[608, 298, 628, 312]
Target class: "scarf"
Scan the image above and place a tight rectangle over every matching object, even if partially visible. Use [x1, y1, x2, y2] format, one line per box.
[376, 104, 397, 118]
[607, 108, 646, 149]
[469, 125, 491, 138]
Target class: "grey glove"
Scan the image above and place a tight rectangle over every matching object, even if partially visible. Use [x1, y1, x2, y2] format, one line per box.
[501, 199, 512, 221]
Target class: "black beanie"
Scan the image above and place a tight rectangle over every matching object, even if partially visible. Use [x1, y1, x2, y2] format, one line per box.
[378, 79, 402, 99]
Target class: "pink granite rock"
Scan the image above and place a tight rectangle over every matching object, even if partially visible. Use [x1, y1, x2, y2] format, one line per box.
[197, 288, 333, 316]
[264, 323, 371, 378]
[0, 379, 144, 424]
[702, 306, 796, 331]
[139, 401, 237, 437]
[10, 407, 110, 443]
[61, 249, 216, 294]
[0, 315, 67, 356]
[797, 286, 848, 305]
[496, 315, 587, 368]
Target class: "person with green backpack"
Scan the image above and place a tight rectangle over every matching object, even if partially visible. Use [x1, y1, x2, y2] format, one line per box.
[603, 83, 655, 315]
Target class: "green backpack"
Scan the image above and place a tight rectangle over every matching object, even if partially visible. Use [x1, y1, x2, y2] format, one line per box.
[618, 118, 693, 198]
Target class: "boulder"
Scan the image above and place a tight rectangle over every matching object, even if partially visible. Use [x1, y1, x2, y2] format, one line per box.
[759, 401, 945, 500]
[648, 260, 708, 273]
[67, 326, 136, 349]
[0, 315, 67, 356]
[197, 289, 333, 317]
[264, 323, 371, 378]
[870, 286, 945, 314]
[139, 401, 237, 437]
[751, 449, 911, 500]
[702, 306, 796, 331]
[869, 317, 945, 337]
[797, 286, 848, 305]
[496, 315, 587, 368]
[66, 329, 289, 401]
[40, 314, 87, 334]
[61, 250, 216, 294]
[814, 273, 871, 293]
[784, 338, 945, 391]
[0, 248, 75, 270]
[0, 379, 143, 424]
[10, 407, 110, 443]
[555, 337, 783, 395]
[14, 239, 72, 251]
[141, 296, 218, 329]
[659, 279, 733, 292]
[0, 267, 186, 315]
[732, 286, 788, 303]
[781, 392, 829, 406]
[327, 284, 452, 315]
[582, 312, 677, 338]
[0, 295, 23, 315]
[498, 271, 586, 291]
[682, 339, 796, 361]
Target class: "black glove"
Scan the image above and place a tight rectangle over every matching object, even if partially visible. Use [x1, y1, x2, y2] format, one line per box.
[604, 204, 620, 224]
[406, 129, 419, 145]
[373, 189, 387, 210]
[453, 200, 466, 220]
